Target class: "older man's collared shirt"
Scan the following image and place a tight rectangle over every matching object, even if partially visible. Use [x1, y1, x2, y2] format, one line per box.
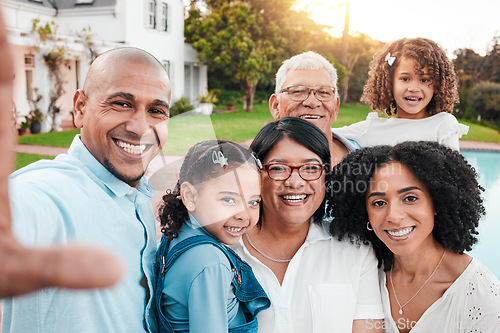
[231, 221, 384, 333]
[2, 135, 158, 333]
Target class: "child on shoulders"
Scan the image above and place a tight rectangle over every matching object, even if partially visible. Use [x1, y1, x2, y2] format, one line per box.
[334, 37, 468, 150]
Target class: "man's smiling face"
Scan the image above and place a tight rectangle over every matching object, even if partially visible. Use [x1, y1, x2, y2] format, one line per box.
[74, 57, 170, 188]
[269, 68, 340, 139]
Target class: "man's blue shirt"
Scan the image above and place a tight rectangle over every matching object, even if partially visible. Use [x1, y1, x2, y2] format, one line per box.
[2, 135, 158, 333]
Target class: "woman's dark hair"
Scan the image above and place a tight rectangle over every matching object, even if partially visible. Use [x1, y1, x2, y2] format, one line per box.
[329, 141, 485, 271]
[158, 140, 260, 240]
[250, 117, 332, 225]
[361, 38, 459, 116]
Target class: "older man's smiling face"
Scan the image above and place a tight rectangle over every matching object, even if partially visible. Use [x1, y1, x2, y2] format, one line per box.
[269, 68, 340, 139]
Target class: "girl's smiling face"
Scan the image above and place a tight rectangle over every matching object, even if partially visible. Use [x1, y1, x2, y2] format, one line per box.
[366, 162, 435, 256]
[392, 57, 434, 119]
[185, 163, 261, 245]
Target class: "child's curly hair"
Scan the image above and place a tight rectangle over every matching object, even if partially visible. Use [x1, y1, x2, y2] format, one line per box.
[329, 141, 485, 271]
[361, 38, 459, 116]
[158, 140, 260, 240]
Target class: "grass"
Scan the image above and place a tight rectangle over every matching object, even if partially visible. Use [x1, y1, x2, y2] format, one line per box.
[18, 129, 80, 147]
[162, 103, 274, 155]
[15, 103, 500, 168]
[16, 153, 55, 170]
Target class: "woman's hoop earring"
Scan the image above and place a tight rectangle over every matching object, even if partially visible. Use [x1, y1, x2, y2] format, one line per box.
[366, 222, 373, 231]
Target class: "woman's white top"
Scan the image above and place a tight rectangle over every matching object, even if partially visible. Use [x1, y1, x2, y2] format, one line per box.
[231, 220, 384, 333]
[332, 112, 469, 151]
[379, 259, 500, 332]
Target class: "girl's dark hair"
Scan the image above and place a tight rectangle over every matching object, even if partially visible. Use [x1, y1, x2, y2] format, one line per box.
[361, 38, 459, 116]
[250, 117, 332, 226]
[329, 141, 485, 271]
[158, 140, 260, 240]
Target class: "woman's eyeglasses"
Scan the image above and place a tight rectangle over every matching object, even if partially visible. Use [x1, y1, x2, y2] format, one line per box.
[263, 163, 325, 181]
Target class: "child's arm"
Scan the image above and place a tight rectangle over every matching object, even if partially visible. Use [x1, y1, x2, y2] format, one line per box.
[188, 264, 234, 332]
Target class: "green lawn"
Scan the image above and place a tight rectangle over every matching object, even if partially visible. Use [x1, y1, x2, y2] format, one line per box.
[17, 129, 80, 147]
[16, 153, 55, 170]
[15, 103, 500, 168]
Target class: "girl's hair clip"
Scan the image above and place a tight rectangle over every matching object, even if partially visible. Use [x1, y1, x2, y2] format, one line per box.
[212, 150, 228, 167]
[385, 52, 396, 66]
[251, 153, 263, 169]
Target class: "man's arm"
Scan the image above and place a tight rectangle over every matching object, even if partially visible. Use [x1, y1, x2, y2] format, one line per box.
[0, 11, 122, 298]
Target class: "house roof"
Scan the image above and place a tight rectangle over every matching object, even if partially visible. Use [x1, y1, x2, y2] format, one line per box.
[13, 0, 116, 10]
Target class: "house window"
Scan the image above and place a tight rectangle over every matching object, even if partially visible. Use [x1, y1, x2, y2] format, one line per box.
[147, 0, 157, 29]
[25, 70, 34, 101]
[25, 55, 35, 101]
[162, 60, 171, 79]
[25, 54, 35, 68]
[159, 3, 168, 31]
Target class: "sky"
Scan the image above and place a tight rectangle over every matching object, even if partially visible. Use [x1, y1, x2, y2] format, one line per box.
[296, 0, 500, 57]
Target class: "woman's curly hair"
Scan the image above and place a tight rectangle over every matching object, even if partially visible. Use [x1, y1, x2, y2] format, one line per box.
[328, 141, 485, 271]
[360, 38, 459, 116]
[158, 140, 260, 240]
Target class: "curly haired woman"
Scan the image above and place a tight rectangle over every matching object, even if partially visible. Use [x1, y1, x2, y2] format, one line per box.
[333, 38, 468, 151]
[330, 141, 500, 332]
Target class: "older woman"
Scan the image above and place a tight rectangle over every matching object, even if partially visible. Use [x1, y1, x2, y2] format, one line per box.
[231, 117, 384, 332]
[330, 141, 500, 332]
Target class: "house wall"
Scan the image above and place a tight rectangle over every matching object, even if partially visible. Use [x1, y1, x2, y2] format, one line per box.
[2, 0, 207, 133]
[123, 0, 186, 103]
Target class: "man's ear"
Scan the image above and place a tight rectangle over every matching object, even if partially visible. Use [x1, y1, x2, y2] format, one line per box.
[180, 182, 197, 212]
[73, 89, 86, 129]
[269, 94, 281, 120]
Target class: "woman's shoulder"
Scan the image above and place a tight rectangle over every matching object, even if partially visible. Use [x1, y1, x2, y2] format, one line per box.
[462, 258, 500, 288]
[452, 258, 500, 328]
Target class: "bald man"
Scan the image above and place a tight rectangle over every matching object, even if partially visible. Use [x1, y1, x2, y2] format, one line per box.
[2, 42, 171, 331]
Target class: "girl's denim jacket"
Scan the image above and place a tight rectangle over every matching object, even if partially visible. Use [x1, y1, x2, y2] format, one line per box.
[155, 234, 271, 333]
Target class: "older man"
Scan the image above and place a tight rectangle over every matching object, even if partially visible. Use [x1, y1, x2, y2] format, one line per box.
[268, 51, 359, 165]
[1, 37, 171, 332]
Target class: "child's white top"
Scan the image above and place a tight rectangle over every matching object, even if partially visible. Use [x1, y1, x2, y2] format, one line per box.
[379, 258, 500, 332]
[333, 112, 469, 150]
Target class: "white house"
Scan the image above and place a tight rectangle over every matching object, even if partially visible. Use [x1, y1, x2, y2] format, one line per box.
[2, 0, 207, 132]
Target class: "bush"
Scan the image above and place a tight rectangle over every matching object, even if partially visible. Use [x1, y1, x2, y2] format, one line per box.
[198, 89, 220, 105]
[170, 97, 194, 117]
[217, 90, 245, 106]
[468, 81, 500, 121]
[254, 90, 272, 103]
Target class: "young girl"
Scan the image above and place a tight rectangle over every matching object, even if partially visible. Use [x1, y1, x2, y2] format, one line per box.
[154, 140, 270, 333]
[334, 38, 468, 150]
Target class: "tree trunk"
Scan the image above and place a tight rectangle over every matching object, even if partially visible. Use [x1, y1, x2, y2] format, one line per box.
[240, 79, 256, 112]
[342, 75, 350, 104]
[341, 0, 350, 103]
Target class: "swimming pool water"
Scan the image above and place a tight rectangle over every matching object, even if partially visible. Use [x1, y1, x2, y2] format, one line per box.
[462, 150, 500, 279]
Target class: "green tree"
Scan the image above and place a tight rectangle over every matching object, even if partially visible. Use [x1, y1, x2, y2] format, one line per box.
[483, 36, 500, 84]
[454, 48, 484, 89]
[186, 1, 275, 112]
[186, 0, 323, 111]
[469, 81, 500, 121]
